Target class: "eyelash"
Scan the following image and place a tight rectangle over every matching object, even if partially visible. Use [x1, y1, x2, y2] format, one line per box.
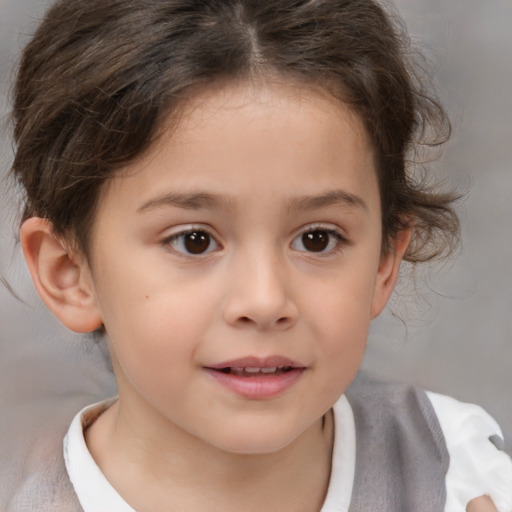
[161, 226, 221, 258]
[160, 224, 348, 258]
[291, 225, 348, 256]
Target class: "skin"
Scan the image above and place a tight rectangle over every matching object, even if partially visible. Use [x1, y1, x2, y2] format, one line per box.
[19, 82, 495, 511]
[467, 496, 498, 512]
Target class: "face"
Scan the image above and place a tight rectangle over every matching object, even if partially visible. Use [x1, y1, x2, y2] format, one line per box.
[84, 82, 400, 454]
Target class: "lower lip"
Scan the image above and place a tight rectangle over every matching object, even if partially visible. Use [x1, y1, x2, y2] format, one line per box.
[204, 368, 305, 399]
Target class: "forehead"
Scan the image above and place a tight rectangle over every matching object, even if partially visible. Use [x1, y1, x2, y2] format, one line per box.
[99, 81, 378, 218]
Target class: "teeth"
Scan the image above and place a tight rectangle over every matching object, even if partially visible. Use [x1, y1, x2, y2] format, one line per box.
[245, 367, 279, 374]
[218, 366, 293, 376]
[244, 367, 261, 373]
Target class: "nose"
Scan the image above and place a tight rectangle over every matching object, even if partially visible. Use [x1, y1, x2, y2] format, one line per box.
[223, 249, 299, 331]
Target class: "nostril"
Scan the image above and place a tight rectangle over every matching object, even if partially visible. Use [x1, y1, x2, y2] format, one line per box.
[236, 315, 290, 327]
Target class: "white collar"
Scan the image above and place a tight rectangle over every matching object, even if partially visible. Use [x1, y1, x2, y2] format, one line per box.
[64, 395, 355, 512]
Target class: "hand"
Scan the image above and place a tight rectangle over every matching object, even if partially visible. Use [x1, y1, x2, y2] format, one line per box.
[467, 495, 498, 512]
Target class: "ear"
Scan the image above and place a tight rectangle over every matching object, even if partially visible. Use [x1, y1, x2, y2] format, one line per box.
[370, 227, 412, 318]
[20, 217, 103, 333]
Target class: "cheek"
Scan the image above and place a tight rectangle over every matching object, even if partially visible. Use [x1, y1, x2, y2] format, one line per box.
[100, 275, 221, 385]
[95, 249, 213, 340]
[307, 269, 377, 328]
[303, 267, 377, 368]
[105, 298, 196, 406]
[105, 293, 194, 357]
[315, 300, 369, 365]
[305, 295, 368, 413]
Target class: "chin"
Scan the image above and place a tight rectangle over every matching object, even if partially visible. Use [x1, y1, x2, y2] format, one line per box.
[205, 422, 308, 456]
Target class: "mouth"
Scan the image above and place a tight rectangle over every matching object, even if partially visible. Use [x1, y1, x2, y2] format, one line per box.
[215, 366, 296, 376]
[206, 356, 305, 375]
[204, 357, 306, 399]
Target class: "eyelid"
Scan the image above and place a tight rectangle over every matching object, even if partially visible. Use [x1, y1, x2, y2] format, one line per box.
[160, 224, 222, 257]
[290, 222, 349, 255]
[161, 223, 215, 238]
[293, 222, 347, 239]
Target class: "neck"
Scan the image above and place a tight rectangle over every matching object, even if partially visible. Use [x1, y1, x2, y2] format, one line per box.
[86, 397, 334, 512]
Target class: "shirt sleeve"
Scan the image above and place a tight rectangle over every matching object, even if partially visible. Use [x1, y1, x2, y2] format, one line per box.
[426, 391, 512, 512]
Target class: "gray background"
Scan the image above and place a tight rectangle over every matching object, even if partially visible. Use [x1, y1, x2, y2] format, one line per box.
[1, 0, 511, 503]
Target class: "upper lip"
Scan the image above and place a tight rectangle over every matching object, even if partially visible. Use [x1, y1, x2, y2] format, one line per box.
[206, 356, 305, 370]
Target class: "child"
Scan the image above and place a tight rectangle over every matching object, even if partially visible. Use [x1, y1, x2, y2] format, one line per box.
[8, 0, 512, 510]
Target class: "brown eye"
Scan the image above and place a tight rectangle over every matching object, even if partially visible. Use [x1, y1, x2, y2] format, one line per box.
[302, 231, 329, 252]
[184, 231, 211, 254]
[291, 228, 344, 254]
[166, 229, 220, 256]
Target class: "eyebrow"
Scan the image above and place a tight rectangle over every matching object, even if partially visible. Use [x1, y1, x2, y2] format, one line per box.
[137, 188, 367, 214]
[137, 191, 232, 213]
[287, 189, 368, 212]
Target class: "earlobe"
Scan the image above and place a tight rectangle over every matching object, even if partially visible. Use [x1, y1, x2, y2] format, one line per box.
[20, 217, 103, 333]
[370, 228, 412, 318]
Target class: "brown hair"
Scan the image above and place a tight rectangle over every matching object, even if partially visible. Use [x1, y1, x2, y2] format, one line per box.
[11, 0, 459, 262]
